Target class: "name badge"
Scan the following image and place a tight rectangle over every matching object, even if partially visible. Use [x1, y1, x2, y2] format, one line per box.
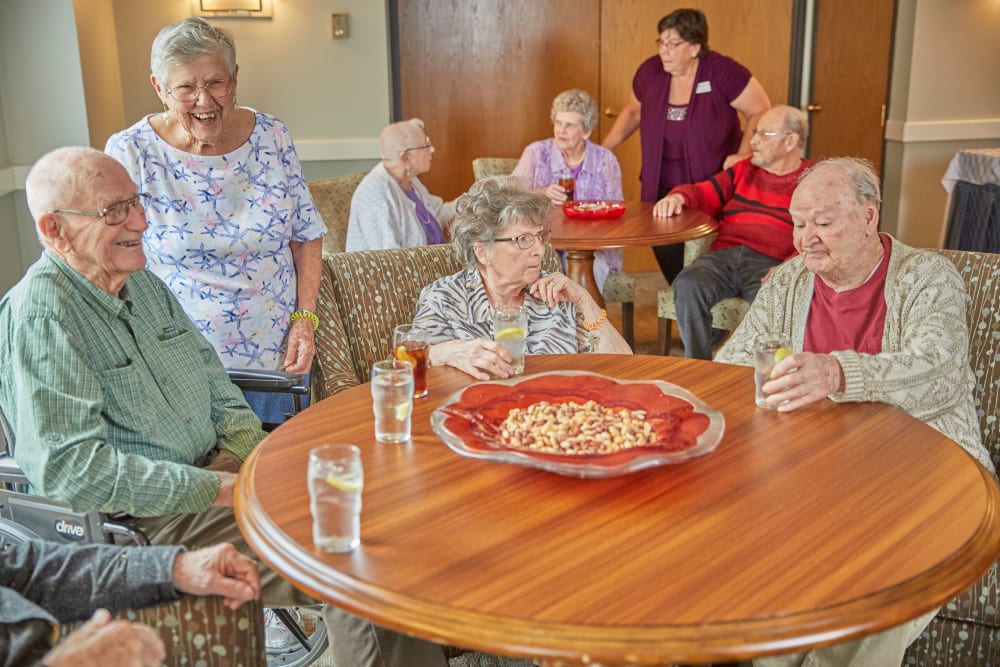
[696, 81, 712, 94]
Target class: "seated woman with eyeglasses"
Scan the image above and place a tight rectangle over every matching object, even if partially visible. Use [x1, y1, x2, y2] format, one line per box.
[412, 176, 631, 380]
[346, 118, 455, 251]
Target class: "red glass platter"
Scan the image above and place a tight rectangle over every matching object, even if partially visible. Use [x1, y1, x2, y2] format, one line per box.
[562, 200, 627, 220]
[431, 371, 724, 478]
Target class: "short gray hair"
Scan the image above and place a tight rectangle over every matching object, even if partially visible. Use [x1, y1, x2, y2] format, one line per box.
[550, 89, 599, 133]
[777, 105, 809, 145]
[150, 17, 237, 84]
[25, 147, 120, 246]
[451, 176, 551, 268]
[802, 157, 882, 210]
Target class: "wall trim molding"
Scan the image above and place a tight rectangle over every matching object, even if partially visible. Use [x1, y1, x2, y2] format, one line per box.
[0, 140, 379, 197]
[885, 118, 1000, 143]
[293, 138, 380, 162]
[0, 166, 29, 199]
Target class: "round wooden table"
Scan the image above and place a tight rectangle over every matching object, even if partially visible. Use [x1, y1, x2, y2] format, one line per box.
[235, 355, 1000, 665]
[547, 201, 717, 305]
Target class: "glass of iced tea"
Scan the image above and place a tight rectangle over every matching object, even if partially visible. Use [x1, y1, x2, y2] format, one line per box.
[392, 324, 430, 398]
[557, 168, 575, 201]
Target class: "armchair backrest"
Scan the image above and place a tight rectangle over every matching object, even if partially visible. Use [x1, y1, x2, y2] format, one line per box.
[472, 157, 519, 181]
[936, 249, 1000, 471]
[308, 172, 366, 255]
[312, 242, 565, 399]
[324, 245, 464, 386]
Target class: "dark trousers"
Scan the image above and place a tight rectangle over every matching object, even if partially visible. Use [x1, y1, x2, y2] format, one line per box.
[672, 245, 778, 359]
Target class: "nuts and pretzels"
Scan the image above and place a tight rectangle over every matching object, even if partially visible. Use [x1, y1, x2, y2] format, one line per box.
[499, 399, 654, 455]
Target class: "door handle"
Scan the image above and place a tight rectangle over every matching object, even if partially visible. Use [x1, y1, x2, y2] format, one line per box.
[806, 104, 823, 112]
[604, 107, 618, 118]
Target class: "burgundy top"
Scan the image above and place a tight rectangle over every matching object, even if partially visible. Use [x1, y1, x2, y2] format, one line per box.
[632, 50, 751, 201]
[804, 234, 892, 355]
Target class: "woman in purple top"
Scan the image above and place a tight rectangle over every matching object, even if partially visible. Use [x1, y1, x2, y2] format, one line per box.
[602, 8, 771, 283]
[512, 89, 624, 290]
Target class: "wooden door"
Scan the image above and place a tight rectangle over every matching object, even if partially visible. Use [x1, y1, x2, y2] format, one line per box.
[807, 0, 895, 172]
[397, 0, 601, 201]
[599, 0, 794, 269]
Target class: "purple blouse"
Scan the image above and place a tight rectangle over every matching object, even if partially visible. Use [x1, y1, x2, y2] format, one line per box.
[512, 139, 623, 201]
[632, 50, 751, 200]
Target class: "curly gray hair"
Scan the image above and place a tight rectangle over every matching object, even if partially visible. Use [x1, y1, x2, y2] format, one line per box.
[550, 89, 599, 133]
[451, 176, 552, 268]
[150, 17, 237, 84]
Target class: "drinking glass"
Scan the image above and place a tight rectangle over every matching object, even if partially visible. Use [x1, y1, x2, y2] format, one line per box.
[557, 168, 575, 201]
[392, 324, 430, 398]
[754, 333, 791, 409]
[307, 444, 363, 553]
[370, 359, 414, 443]
[493, 306, 527, 375]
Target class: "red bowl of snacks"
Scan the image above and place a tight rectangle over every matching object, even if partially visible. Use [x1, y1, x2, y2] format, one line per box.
[562, 200, 627, 220]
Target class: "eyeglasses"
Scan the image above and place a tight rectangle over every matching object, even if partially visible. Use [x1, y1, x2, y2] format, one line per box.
[165, 79, 234, 103]
[752, 129, 789, 139]
[655, 38, 687, 50]
[492, 230, 552, 250]
[401, 137, 433, 155]
[48, 193, 152, 227]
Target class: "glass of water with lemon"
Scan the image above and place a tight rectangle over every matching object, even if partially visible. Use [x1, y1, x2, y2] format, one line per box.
[754, 332, 792, 409]
[371, 359, 414, 443]
[493, 305, 527, 375]
[308, 444, 363, 553]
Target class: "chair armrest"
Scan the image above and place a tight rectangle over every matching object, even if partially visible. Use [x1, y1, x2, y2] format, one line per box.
[226, 368, 309, 394]
[65, 595, 266, 667]
[0, 454, 28, 487]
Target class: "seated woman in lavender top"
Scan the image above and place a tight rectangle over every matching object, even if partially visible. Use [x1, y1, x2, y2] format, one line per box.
[512, 89, 624, 290]
[346, 118, 455, 251]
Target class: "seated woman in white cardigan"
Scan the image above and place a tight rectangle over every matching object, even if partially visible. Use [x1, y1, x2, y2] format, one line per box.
[346, 118, 455, 251]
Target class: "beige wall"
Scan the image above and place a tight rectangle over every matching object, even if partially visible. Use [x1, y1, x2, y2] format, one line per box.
[109, 0, 390, 167]
[882, 0, 1000, 248]
[75, 0, 126, 148]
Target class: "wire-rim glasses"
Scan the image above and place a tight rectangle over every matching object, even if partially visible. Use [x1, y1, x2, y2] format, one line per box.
[165, 79, 235, 103]
[492, 229, 552, 250]
[48, 193, 152, 227]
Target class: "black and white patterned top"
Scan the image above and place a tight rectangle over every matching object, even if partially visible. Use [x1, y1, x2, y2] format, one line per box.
[413, 268, 591, 354]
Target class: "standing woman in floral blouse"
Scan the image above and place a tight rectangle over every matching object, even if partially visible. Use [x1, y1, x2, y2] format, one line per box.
[106, 17, 325, 423]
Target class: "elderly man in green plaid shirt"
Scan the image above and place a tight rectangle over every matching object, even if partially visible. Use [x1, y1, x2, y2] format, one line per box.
[0, 146, 307, 608]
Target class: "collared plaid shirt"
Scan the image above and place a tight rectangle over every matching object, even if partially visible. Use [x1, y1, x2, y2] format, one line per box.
[0, 252, 263, 516]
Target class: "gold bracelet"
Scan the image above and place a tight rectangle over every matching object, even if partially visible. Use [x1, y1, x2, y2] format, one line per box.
[583, 309, 607, 331]
[290, 309, 320, 331]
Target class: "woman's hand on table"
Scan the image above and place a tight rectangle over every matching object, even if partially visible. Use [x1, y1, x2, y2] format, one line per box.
[282, 317, 316, 373]
[762, 351, 845, 412]
[653, 194, 685, 217]
[544, 183, 569, 205]
[429, 338, 514, 381]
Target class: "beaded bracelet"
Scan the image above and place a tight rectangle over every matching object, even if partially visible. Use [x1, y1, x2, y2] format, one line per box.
[583, 309, 607, 331]
[290, 309, 320, 331]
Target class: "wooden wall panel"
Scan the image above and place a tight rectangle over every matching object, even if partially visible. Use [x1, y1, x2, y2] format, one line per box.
[398, 0, 601, 200]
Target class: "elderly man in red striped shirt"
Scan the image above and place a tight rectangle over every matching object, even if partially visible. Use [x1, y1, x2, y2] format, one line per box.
[654, 104, 812, 359]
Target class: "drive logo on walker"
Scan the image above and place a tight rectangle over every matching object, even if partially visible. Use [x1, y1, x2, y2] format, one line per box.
[54, 517, 86, 541]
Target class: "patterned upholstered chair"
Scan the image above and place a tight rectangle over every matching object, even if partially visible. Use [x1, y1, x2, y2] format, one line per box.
[903, 249, 1000, 666]
[656, 233, 750, 355]
[307, 172, 366, 255]
[471, 157, 637, 348]
[313, 244, 563, 400]
[0, 519, 266, 667]
[471, 157, 519, 181]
